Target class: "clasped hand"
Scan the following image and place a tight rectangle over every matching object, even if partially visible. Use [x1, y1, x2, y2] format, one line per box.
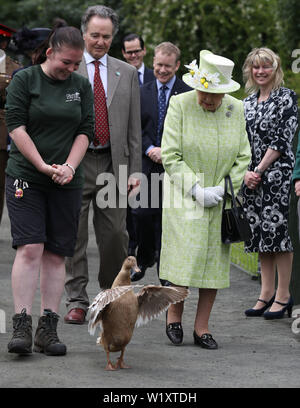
[193, 185, 224, 208]
[148, 147, 162, 164]
[244, 170, 261, 190]
[40, 162, 73, 185]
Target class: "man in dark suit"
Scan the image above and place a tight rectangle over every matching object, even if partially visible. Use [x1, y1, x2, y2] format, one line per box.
[122, 33, 154, 257]
[122, 33, 155, 86]
[64, 5, 141, 324]
[131, 42, 191, 282]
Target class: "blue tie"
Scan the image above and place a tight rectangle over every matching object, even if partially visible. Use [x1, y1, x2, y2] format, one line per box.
[157, 85, 168, 145]
[138, 71, 142, 86]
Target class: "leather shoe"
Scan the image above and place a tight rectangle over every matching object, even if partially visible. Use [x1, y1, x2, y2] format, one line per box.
[166, 322, 183, 345]
[166, 311, 183, 345]
[130, 259, 155, 282]
[64, 308, 86, 324]
[193, 331, 218, 349]
[130, 265, 146, 282]
[160, 279, 172, 286]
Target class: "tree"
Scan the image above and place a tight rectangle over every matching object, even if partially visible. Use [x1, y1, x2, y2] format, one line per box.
[276, 0, 300, 68]
[120, 0, 279, 84]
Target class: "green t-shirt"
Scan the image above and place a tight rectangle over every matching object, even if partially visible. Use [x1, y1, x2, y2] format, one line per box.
[5, 65, 94, 189]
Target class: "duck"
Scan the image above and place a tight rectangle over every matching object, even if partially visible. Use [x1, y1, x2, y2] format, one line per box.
[88, 256, 189, 370]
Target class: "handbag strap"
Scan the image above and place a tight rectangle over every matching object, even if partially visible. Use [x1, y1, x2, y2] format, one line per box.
[223, 175, 242, 211]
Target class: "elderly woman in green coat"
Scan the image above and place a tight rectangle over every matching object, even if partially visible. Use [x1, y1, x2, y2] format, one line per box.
[160, 50, 251, 349]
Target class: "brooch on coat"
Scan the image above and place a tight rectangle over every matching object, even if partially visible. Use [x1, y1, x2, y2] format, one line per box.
[226, 104, 234, 117]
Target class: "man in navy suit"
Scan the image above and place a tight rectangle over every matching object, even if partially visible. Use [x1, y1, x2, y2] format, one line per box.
[131, 42, 192, 282]
[122, 33, 155, 86]
[122, 33, 155, 257]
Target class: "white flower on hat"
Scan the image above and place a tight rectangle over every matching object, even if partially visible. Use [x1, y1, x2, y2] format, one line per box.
[183, 50, 240, 94]
[206, 72, 221, 86]
[184, 59, 198, 76]
[185, 60, 220, 89]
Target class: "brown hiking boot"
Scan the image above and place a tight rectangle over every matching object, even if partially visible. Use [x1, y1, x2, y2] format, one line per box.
[34, 309, 67, 356]
[8, 308, 32, 354]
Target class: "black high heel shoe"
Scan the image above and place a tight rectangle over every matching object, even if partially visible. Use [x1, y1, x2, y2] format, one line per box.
[244, 294, 275, 317]
[263, 297, 293, 320]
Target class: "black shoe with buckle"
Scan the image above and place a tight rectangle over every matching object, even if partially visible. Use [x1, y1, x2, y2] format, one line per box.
[166, 317, 183, 345]
[193, 331, 218, 349]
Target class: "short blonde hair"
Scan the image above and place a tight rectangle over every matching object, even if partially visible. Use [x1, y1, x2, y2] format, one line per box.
[154, 42, 181, 62]
[242, 47, 284, 94]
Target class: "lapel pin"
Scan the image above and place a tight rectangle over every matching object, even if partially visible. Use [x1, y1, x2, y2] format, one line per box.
[116, 71, 120, 76]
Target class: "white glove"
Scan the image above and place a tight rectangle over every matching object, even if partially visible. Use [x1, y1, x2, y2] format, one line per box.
[192, 184, 224, 208]
[205, 186, 224, 198]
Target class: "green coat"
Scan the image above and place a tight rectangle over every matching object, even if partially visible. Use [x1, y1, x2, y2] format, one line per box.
[159, 90, 251, 289]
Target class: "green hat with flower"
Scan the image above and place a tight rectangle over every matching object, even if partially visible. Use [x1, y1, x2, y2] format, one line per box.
[183, 50, 240, 93]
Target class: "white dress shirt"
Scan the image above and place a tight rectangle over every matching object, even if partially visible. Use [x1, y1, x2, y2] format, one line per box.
[84, 50, 108, 97]
[137, 63, 145, 85]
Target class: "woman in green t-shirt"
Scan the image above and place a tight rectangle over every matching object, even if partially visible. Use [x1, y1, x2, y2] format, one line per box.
[5, 25, 94, 356]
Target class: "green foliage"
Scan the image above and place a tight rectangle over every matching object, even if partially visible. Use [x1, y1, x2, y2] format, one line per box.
[1, 0, 300, 98]
[120, 0, 280, 84]
[1, 0, 121, 30]
[284, 70, 300, 100]
[276, 0, 300, 66]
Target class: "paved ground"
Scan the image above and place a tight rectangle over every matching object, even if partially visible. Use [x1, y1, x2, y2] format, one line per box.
[0, 203, 300, 390]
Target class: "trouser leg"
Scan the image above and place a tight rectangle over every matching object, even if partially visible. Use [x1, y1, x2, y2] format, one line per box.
[93, 193, 128, 289]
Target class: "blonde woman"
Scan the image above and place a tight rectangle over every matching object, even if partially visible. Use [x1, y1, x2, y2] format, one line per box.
[242, 48, 298, 319]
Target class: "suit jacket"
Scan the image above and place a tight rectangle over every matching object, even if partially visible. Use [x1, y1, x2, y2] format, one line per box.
[140, 77, 192, 176]
[77, 55, 142, 186]
[143, 66, 155, 84]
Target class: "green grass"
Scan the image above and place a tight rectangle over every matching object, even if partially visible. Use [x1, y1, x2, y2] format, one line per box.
[230, 242, 259, 276]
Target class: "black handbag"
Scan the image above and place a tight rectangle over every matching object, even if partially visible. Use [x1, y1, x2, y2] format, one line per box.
[221, 175, 252, 244]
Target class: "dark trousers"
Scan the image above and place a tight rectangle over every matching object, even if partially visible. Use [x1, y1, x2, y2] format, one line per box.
[135, 169, 163, 274]
[136, 210, 162, 271]
[126, 205, 138, 254]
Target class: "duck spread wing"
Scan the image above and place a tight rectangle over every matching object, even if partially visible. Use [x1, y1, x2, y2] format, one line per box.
[88, 285, 135, 335]
[135, 285, 189, 327]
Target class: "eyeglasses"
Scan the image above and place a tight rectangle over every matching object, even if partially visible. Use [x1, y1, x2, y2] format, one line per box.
[124, 49, 143, 55]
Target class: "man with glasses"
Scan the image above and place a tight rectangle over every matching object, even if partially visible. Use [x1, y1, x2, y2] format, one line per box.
[122, 33, 154, 86]
[122, 33, 154, 258]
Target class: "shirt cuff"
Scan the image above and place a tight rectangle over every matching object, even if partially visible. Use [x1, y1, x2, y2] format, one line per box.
[146, 145, 155, 155]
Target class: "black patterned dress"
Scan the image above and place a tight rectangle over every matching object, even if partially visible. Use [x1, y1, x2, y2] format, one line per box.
[242, 87, 298, 253]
